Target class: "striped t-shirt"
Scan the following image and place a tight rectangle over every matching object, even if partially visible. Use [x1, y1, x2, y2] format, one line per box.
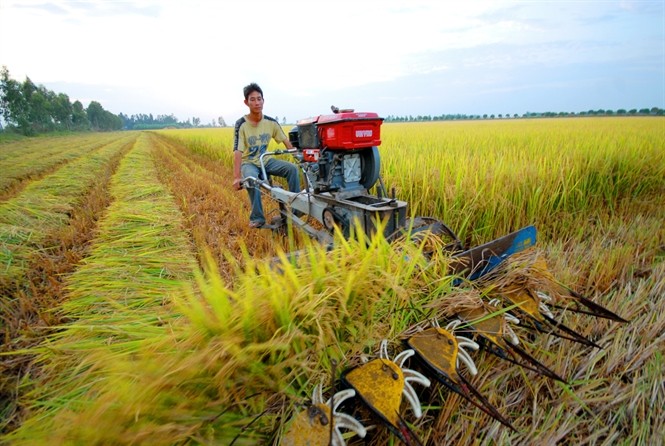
[233, 115, 287, 165]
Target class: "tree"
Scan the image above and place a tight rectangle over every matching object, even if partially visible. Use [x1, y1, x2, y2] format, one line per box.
[86, 101, 121, 131]
[192, 117, 201, 127]
[87, 101, 105, 130]
[52, 93, 73, 130]
[27, 85, 56, 132]
[0, 66, 126, 134]
[72, 100, 89, 130]
[218, 116, 226, 127]
[1, 66, 31, 134]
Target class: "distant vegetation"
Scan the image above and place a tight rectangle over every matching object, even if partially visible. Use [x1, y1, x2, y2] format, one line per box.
[118, 112, 224, 131]
[0, 67, 216, 136]
[0, 67, 122, 135]
[384, 107, 664, 122]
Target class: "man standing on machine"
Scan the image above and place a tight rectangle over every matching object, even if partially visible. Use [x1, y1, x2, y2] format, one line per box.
[233, 83, 300, 228]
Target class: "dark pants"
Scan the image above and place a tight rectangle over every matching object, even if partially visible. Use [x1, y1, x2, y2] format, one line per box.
[241, 158, 300, 225]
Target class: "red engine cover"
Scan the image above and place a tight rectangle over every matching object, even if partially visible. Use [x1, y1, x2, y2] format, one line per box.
[297, 112, 383, 150]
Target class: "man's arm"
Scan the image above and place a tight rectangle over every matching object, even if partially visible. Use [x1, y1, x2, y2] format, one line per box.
[233, 150, 243, 190]
[233, 119, 245, 191]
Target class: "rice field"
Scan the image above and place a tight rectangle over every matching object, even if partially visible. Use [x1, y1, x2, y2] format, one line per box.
[0, 117, 663, 445]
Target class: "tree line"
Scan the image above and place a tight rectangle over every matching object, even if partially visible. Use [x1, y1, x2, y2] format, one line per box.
[118, 113, 226, 130]
[384, 107, 664, 122]
[0, 66, 123, 135]
[0, 67, 227, 135]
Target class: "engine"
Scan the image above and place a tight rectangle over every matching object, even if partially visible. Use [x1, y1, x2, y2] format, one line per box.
[289, 111, 383, 198]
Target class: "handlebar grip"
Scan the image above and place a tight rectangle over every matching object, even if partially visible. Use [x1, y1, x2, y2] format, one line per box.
[274, 148, 298, 155]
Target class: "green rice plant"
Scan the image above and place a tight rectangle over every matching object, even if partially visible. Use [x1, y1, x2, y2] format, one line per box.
[154, 126, 296, 166]
[9, 221, 658, 444]
[378, 118, 664, 244]
[156, 127, 236, 164]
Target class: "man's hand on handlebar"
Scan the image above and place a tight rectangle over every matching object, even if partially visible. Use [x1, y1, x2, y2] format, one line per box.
[233, 178, 243, 191]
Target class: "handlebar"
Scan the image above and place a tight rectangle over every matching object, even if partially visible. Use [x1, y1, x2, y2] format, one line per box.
[258, 149, 299, 184]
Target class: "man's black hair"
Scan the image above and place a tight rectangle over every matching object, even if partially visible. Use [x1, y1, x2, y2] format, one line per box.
[243, 83, 263, 100]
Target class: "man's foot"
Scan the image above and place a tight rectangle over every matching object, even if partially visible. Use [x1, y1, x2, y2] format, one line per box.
[249, 221, 264, 229]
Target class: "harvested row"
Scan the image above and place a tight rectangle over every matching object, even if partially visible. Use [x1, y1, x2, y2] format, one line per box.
[4, 209, 456, 445]
[0, 133, 138, 288]
[0, 133, 136, 430]
[0, 134, 96, 161]
[0, 133, 122, 198]
[4, 133, 199, 444]
[0, 133, 109, 163]
[150, 132, 298, 279]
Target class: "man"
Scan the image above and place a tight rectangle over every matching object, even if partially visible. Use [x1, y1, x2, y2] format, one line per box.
[233, 83, 300, 228]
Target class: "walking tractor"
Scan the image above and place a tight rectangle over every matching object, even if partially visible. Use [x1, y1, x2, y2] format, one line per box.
[241, 108, 629, 445]
[244, 109, 406, 245]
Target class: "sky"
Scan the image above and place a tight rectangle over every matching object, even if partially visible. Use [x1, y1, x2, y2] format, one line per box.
[0, 0, 663, 125]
